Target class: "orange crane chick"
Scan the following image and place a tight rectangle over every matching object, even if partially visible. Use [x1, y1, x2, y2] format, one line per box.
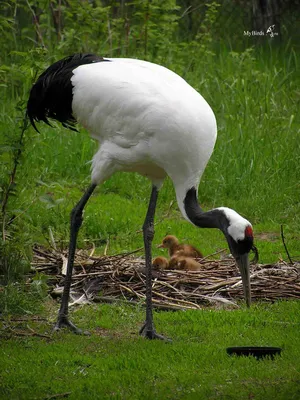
[169, 256, 203, 271]
[158, 235, 203, 258]
[152, 256, 169, 270]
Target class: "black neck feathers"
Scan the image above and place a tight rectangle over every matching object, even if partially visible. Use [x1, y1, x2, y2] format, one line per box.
[27, 53, 108, 132]
[184, 187, 228, 232]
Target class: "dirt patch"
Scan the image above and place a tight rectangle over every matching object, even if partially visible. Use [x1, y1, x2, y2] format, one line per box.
[255, 232, 279, 242]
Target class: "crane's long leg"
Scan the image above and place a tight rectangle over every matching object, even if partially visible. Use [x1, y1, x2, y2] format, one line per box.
[140, 185, 170, 341]
[54, 184, 97, 334]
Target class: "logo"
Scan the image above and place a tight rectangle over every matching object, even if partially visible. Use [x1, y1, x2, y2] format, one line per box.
[244, 25, 279, 38]
[266, 25, 277, 37]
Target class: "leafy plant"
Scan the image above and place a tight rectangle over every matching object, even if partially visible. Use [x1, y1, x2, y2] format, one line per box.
[0, 278, 47, 315]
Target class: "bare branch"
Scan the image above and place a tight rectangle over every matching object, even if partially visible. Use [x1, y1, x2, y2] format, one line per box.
[280, 224, 293, 265]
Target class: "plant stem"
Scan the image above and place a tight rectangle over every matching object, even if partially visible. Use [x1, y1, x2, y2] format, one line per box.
[1, 113, 29, 241]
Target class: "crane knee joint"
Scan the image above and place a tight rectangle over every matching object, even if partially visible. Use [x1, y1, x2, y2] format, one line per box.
[143, 223, 155, 242]
[70, 207, 83, 231]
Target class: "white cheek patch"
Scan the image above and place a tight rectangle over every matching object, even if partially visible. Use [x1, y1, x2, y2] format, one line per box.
[217, 207, 252, 242]
[228, 222, 248, 242]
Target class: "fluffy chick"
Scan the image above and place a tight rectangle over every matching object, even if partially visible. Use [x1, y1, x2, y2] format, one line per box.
[169, 256, 202, 271]
[158, 235, 203, 258]
[152, 256, 169, 271]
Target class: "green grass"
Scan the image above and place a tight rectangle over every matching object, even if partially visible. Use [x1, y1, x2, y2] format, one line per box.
[1, 300, 300, 399]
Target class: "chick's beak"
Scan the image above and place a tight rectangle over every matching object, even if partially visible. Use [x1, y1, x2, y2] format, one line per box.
[235, 253, 251, 307]
[157, 243, 164, 249]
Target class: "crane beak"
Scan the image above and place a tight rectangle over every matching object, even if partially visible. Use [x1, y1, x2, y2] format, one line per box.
[157, 244, 164, 249]
[235, 253, 251, 307]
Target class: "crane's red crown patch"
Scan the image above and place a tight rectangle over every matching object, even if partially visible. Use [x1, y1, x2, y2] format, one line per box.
[245, 226, 253, 238]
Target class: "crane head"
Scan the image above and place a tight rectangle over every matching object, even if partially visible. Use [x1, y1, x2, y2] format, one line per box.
[220, 210, 254, 307]
[157, 235, 179, 249]
[179, 187, 256, 308]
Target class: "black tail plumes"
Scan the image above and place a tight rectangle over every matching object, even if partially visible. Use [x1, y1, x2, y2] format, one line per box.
[27, 53, 106, 132]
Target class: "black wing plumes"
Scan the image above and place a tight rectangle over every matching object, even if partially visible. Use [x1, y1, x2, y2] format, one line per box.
[27, 53, 107, 132]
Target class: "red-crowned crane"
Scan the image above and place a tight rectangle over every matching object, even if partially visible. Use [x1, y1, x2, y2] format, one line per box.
[27, 54, 254, 340]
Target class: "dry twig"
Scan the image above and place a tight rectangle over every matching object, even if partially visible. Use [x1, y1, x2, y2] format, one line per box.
[280, 224, 294, 265]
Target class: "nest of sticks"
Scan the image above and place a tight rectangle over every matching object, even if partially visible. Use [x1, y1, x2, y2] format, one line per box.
[30, 245, 300, 310]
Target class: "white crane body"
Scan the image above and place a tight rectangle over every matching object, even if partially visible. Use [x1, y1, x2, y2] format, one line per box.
[71, 58, 217, 220]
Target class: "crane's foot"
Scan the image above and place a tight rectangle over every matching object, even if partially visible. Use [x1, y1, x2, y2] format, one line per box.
[139, 323, 171, 342]
[53, 315, 90, 335]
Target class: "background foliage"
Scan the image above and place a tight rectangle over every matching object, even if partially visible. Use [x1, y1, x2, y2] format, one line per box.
[0, 0, 299, 284]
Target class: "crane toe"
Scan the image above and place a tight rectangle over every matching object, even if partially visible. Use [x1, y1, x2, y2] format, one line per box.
[139, 323, 171, 342]
[54, 316, 90, 335]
